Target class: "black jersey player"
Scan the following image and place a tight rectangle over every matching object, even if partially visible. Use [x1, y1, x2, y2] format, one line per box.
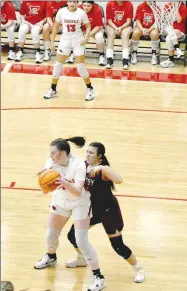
[66, 142, 145, 283]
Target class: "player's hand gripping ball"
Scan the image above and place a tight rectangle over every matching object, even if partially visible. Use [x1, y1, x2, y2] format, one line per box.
[38, 169, 60, 194]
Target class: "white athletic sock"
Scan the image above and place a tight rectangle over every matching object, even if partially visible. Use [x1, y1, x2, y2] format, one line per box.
[151, 40, 160, 51]
[106, 48, 114, 59]
[122, 48, 129, 59]
[44, 40, 50, 50]
[133, 263, 142, 271]
[131, 40, 139, 52]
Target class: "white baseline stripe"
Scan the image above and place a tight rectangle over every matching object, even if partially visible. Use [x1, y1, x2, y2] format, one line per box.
[2, 63, 12, 73]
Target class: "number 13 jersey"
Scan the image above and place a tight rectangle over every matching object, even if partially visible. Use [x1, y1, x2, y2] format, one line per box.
[56, 7, 89, 39]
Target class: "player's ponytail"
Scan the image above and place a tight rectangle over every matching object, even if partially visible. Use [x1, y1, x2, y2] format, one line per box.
[101, 154, 110, 166]
[50, 136, 85, 155]
[66, 136, 86, 148]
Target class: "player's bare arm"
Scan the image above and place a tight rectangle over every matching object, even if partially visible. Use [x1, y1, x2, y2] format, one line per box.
[50, 20, 61, 51]
[47, 17, 53, 27]
[56, 178, 84, 197]
[90, 26, 102, 38]
[108, 19, 118, 31]
[80, 22, 91, 45]
[37, 18, 47, 27]
[89, 166, 123, 184]
[119, 18, 132, 30]
[176, 10, 182, 23]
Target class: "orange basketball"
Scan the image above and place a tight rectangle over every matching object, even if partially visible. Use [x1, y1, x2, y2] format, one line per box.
[38, 169, 60, 193]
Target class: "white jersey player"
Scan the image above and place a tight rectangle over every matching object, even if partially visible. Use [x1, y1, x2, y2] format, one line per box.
[56, 6, 89, 39]
[44, 154, 89, 202]
[44, 1, 95, 101]
[34, 137, 106, 291]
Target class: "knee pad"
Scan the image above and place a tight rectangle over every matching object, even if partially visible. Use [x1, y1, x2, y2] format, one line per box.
[7, 25, 15, 42]
[18, 23, 29, 43]
[75, 229, 98, 266]
[166, 35, 174, 50]
[75, 229, 89, 256]
[67, 225, 78, 248]
[46, 228, 61, 251]
[110, 235, 132, 260]
[31, 25, 41, 44]
[95, 31, 105, 44]
[77, 63, 89, 79]
[52, 61, 63, 79]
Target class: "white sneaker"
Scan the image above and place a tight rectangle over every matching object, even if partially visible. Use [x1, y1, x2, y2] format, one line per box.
[134, 267, 145, 283]
[176, 48, 184, 58]
[34, 253, 57, 269]
[65, 255, 87, 268]
[65, 53, 75, 64]
[131, 52, 137, 64]
[85, 88, 95, 101]
[14, 50, 23, 62]
[35, 52, 42, 64]
[7, 50, 15, 60]
[160, 59, 175, 68]
[151, 53, 157, 65]
[43, 49, 51, 61]
[44, 88, 57, 99]
[99, 54, 107, 66]
[88, 276, 106, 291]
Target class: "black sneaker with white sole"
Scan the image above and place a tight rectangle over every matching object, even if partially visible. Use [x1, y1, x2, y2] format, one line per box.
[123, 58, 129, 70]
[106, 58, 113, 69]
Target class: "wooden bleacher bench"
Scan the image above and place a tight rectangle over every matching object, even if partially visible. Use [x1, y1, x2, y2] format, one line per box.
[1, 29, 186, 66]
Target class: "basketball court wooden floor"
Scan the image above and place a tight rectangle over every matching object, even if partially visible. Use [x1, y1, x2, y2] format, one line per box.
[1, 57, 187, 291]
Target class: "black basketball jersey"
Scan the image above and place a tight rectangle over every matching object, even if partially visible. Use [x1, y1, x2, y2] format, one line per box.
[84, 162, 115, 214]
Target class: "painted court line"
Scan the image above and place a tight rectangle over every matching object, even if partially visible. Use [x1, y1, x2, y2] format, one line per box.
[2, 63, 12, 73]
[9, 182, 16, 188]
[1, 186, 187, 202]
[1, 106, 187, 115]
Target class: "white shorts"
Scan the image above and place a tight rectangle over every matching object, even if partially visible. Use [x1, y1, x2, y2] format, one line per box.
[57, 35, 85, 56]
[49, 191, 91, 221]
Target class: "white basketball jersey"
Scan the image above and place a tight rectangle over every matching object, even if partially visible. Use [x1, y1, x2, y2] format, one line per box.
[55, 7, 89, 38]
[44, 155, 87, 202]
